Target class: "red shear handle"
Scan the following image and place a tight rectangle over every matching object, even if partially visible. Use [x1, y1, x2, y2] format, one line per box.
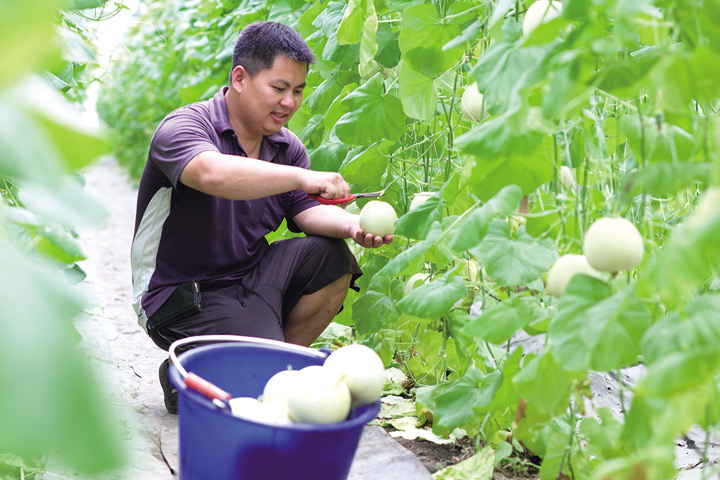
[307, 193, 356, 205]
[184, 372, 232, 401]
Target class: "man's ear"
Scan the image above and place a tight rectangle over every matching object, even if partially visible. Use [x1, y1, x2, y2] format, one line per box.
[230, 65, 247, 92]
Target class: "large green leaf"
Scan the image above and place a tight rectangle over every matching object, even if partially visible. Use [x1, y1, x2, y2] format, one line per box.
[394, 193, 443, 240]
[376, 222, 443, 277]
[449, 184, 522, 252]
[18, 78, 108, 171]
[638, 188, 720, 308]
[457, 109, 555, 200]
[352, 282, 401, 336]
[337, 0, 378, 73]
[619, 162, 712, 201]
[640, 295, 720, 365]
[7, 206, 85, 263]
[0, 99, 65, 185]
[592, 46, 663, 98]
[469, 220, 556, 287]
[463, 296, 546, 345]
[418, 347, 523, 433]
[648, 46, 720, 115]
[636, 349, 720, 397]
[588, 446, 676, 480]
[398, 60, 437, 122]
[468, 41, 548, 114]
[309, 137, 349, 172]
[334, 75, 406, 145]
[624, 378, 720, 448]
[513, 349, 574, 415]
[65, 0, 109, 9]
[0, 247, 124, 473]
[0, 0, 62, 88]
[339, 145, 388, 190]
[620, 114, 698, 164]
[398, 3, 473, 78]
[397, 274, 467, 319]
[548, 277, 652, 372]
[418, 369, 501, 430]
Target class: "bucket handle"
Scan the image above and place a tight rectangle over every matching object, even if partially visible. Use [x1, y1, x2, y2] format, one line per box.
[168, 334, 328, 407]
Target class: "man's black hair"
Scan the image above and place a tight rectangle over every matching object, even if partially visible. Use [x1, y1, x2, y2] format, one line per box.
[230, 21, 316, 81]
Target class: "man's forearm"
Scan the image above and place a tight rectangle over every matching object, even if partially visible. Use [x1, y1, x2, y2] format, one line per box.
[179, 151, 305, 200]
[293, 205, 357, 238]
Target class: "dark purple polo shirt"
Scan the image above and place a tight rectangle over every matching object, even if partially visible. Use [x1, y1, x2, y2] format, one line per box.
[131, 87, 317, 328]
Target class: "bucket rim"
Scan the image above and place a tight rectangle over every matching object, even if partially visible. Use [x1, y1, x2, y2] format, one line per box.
[168, 342, 381, 432]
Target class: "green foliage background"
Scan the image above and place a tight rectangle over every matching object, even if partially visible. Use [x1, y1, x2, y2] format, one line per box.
[98, 0, 720, 478]
[1, 0, 129, 477]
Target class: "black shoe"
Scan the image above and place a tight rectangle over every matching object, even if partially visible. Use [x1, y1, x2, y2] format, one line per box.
[159, 358, 178, 414]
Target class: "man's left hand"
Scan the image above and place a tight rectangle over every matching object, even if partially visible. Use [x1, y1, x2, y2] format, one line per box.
[353, 231, 393, 248]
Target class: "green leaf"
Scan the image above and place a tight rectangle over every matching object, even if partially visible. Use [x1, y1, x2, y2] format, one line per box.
[418, 369, 498, 430]
[377, 222, 443, 277]
[395, 193, 443, 240]
[636, 349, 720, 397]
[624, 379, 720, 448]
[469, 220, 556, 287]
[305, 76, 344, 114]
[638, 188, 720, 308]
[312, 1, 346, 36]
[397, 274, 467, 319]
[463, 296, 546, 345]
[443, 19, 483, 51]
[458, 110, 555, 200]
[398, 60, 437, 122]
[339, 145, 388, 190]
[432, 446, 494, 480]
[640, 295, 720, 366]
[398, 3, 473, 78]
[352, 290, 401, 335]
[374, 21, 400, 68]
[309, 137, 349, 172]
[593, 46, 663, 98]
[513, 349, 574, 415]
[469, 41, 547, 114]
[0, 0, 62, 88]
[649, 46, 720, 115]
[337, 0, 378, 73]
[449, 184, 522, 252]
[589, 446, 677, 480]
[406, 330, 462, 385]
[335, 75, 406, 145]
[18, 175, 107, 229]
[338, 0, 366, 45]
[619, 162, 712, 201]
[620, 114, 698, 164]
[579, 407, 625, 460]
[65, 0, 109, 8]
[548, 278, 652, 372]
[0, 247, 124, 473]
[0, 98, 65, 185]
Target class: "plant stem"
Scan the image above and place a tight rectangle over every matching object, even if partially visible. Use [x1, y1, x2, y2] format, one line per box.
[444, 4, 485, 20]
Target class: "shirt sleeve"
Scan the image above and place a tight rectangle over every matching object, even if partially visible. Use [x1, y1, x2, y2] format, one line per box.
[149, 107, 219, 189]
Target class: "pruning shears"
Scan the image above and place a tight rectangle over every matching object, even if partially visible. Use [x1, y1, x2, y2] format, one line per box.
[308, 191, 383, 205]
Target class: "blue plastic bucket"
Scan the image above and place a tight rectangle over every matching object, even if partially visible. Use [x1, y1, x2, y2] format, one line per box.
[168, 336, 381, 480]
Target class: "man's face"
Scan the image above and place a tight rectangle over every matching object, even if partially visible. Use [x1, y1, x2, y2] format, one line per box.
[233, 56, 307, 138]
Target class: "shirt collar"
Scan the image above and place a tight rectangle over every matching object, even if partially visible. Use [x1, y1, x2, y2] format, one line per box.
[209, 86, 291, 148]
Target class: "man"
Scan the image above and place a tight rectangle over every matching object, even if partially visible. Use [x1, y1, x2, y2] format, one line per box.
[131, 21, 392, 414]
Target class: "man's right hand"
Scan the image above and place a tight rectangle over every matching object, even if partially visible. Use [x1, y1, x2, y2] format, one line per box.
[300, 170, 351, 201]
